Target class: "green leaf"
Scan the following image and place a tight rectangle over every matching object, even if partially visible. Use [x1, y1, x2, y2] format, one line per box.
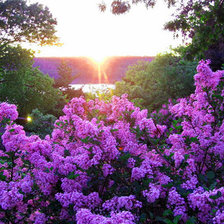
[81, 136, 90, 143]
[56, 121, 62, 126]
[184, 154, 190, 160]
[9, 129, 15, 132]
[67, 172, 80, 180]
[162, 182, 173, 189]
[209, 181, 217, 190]
[0, 172, 6, 181]
[0, 160, 5, 164]
[210, 209, 217, 215]
[175, 125, 182, 130]
[110, 128, 118, 132]
[163, 218, 173, 224]
[163, 209, 173, 217]
[173, 215, 181, 224]
[213, 94, 223, 100]
[142, 178, 153, 187]
[119, 152, 131, 162]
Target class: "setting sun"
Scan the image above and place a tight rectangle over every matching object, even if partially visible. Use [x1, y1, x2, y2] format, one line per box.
[90, 54, 107, 64]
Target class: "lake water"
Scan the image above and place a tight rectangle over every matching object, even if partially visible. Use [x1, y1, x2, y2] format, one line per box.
[70, 84, 115, 93]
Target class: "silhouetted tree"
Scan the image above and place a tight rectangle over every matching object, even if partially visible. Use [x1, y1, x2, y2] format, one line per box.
[54, 60, 77, 89]
[54, 60, 83, 100]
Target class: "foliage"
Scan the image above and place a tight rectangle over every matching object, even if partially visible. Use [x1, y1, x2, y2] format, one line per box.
[0, 45, 65, 117]
[99, 0, 176, 15]
[25, 109, 56, 139]
[99, 0, 224, 71]
[62, 87, 85, 102]
[84, 86, 115, 102]
[53, 60, 83, 101]
[114, 53, 197, 112]
[0, 60, 224, 223]
[0, 44, 34, 69]
[54, 60, 78, 89]
[0, 0, 58, 46]
[0, 0, 63, 118]
[164, 0, 224, 70]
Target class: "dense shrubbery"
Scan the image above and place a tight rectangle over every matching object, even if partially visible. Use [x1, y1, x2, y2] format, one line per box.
[0, 45, 65, 117]
[115, 53, 197, 112]
[25, 109, 57, 139]
[0, 60, 224, 223]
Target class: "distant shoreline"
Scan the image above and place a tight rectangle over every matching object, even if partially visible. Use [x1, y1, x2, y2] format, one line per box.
[33, 56, 154, 84]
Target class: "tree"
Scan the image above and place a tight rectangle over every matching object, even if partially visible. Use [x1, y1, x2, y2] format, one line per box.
[0, 44, 34, 69]
[54, 60, 83, 101]
[0, 45, 65, 117]
[54, 60, 78, 89]
[0, 0, 63, 117]
[0, 0, 58, 46]
[164, 0, 224, 70]
[99, 0, 176, 14]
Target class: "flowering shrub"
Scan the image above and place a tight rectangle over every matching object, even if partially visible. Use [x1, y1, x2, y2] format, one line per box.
[0, 60, 223, 223]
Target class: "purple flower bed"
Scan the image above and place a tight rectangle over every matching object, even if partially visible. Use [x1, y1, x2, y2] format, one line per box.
[0, 60, 223, 223]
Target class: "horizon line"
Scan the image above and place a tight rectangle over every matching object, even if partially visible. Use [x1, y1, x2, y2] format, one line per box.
[34, 55, 155, 58]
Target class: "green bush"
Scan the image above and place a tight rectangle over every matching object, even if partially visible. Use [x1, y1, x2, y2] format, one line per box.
[25, 109, 56, 138]
[114, 53, 197, 112]
[0, 45, 65, 117]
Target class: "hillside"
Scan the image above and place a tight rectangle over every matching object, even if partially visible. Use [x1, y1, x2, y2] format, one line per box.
[33, 56, 154, 84]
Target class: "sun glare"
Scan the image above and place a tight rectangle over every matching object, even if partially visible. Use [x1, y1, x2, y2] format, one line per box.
[88, 54, 110, 84]
[90, 54, 107, 64]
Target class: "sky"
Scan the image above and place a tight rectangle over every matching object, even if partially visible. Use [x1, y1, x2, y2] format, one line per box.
[29, 0, 183, 60]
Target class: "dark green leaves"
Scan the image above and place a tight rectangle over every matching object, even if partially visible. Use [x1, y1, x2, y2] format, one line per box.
[67, 172, 80, 180]
[0, 171, 6, 181]
[64, 149, 71, 157]
[163, 209, 173, 217]
[110, 128, 118, 132]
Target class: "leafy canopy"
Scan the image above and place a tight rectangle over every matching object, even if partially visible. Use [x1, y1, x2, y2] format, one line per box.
[99, 0, 176, 15]
[0, 0, 58, 46]
[165, 0, 224, 70]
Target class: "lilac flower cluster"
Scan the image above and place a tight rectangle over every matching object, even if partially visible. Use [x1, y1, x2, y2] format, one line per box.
[0, 60, 223, 223]
[0, 102, 18, 122]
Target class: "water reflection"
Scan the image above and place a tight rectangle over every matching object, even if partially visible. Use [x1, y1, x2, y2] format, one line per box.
[70, 84, 115, 93]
